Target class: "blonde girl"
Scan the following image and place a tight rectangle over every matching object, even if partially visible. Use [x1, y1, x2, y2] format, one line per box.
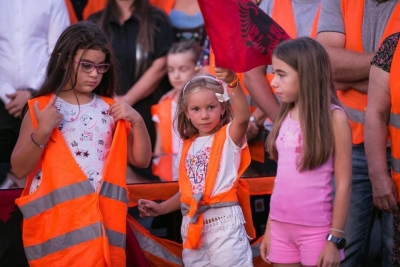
[139, 68, 254, 267]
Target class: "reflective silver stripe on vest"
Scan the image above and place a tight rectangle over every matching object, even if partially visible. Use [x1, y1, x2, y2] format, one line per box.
[251, 241, 261, 258]
[105, 228, 126, 249]
[19, 181, 94, 219]
[390, 113, 400, 128]
[100, 181, 128, 204]
[392, 157, 400, 174]
[132, 227, 183, 265]
[24, 222, 102, 261]
[342, 105, 364, 124]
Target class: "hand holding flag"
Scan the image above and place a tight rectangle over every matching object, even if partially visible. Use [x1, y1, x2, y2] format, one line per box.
[198, 0, 291, 73]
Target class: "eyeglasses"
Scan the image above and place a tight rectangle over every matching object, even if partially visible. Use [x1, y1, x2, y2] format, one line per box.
[73, 58, 110, 74]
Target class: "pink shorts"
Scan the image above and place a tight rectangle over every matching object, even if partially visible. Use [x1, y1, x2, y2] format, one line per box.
[268, 220, 345, 266]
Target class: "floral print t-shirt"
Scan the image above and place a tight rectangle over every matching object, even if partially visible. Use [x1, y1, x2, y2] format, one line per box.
[29, 94, 115, 194]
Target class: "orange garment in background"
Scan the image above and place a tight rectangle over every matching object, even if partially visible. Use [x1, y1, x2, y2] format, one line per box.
[151, 98, 175, 181]
[388, 40, 400, 202]
[16, 95, 129, 267]
[266, 0, 321, 86]
[65, 0, 107, 24]
[338, 0, 400, 144]
[150, 0, 175, 14]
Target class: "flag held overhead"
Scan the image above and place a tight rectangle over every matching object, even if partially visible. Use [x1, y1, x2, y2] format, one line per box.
[198, 0, 291, 73]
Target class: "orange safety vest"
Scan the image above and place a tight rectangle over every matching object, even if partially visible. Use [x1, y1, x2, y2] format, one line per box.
[151, 98, 175, 181]
[338, 0, 400, 144]
[65, 0, 107, 24]
[178, 125, 254, 249]
[266, 0, 321, 85]
[389, 43, 400, 201]
[15, 95, 129, 267]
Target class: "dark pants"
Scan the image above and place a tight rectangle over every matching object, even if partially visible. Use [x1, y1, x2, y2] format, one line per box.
[0, 102, 22, 183]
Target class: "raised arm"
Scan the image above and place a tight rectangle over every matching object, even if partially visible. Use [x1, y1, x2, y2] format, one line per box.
[364, 65, 397, 212]
[215, 68, 250, 146]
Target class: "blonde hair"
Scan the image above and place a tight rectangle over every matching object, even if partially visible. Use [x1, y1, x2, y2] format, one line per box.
[266, 37, 340, 171]
[175, 75, 233, 140]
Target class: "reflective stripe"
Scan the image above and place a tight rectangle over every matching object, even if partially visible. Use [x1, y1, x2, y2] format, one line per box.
[251, 241, 260, 258]
[105, 228, 126, 249]
[390, 113, 400, 128]
[392, 157, 400, 174]
[342, 105, 364, 124]
[100, 181, 128, 204]
[20, 181, 94, 219]
[133, 228, 183, 265]
[24, 222, 102, 261]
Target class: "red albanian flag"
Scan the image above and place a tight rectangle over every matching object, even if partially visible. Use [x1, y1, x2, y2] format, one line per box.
[198, 0, 291, 73]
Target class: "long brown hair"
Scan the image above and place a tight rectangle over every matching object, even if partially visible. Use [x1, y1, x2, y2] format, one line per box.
[266, 37, 340, 171]
[97, 0, 167, 79]
[34, 21, 116, 99]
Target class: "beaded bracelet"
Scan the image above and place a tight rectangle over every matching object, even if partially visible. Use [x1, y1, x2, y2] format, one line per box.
[31, 133, 47, 149]
[227, 75, 239, 88]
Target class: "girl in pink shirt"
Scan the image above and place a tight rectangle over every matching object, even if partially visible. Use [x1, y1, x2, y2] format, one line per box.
[261, 37, 352, 267]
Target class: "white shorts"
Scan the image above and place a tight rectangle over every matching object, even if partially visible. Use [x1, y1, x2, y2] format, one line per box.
[181, 223, 253, 267]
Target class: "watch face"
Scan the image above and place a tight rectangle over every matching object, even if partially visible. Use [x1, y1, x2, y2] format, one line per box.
[337, 238, 346, 249]
[327, 234, 346, 249]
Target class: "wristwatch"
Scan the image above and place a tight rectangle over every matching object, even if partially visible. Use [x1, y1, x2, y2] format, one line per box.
[326, 234, 346, 249]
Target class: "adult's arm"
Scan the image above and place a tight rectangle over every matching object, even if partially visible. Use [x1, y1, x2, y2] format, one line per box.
[123, 56, 168, 106]
[364, 65, 398, 212]
[243, 66, 280, 121]
[317, 32, 374, 93]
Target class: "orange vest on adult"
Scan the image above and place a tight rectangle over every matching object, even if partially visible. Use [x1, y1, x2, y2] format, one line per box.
[265, 0, 321, 85]
[15, 95, 129, 267]
[151, 98, 175, 181]
[178, 125, 254, 249]
[338, 0, 400, 144]
[388, 42, 400, 201]
[65, 0, 107, 24]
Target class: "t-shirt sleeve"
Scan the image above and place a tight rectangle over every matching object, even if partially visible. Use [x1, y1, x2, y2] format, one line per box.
[317, 0, 344, 34]
[152, 8, 173, 60]
[371, 33, 400, 73]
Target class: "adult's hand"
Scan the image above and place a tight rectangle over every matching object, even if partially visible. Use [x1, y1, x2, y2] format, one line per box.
[371, 174, 398, 213]
[5, 90, 31, 118]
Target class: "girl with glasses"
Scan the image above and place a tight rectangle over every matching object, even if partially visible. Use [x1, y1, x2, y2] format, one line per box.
[10, 21, 152, 266]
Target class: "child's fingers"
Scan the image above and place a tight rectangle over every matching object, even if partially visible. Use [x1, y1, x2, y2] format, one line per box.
[47, 94, 57, 107]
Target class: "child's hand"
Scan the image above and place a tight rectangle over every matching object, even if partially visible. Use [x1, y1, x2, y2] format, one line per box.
[34, 95, 63, 135]
[109, 101, 142, 125]
[138, 199, 162, 217]
[317, 241, 340, 267]
[260, 222, 271, 264]
[214, 66, 236, 84]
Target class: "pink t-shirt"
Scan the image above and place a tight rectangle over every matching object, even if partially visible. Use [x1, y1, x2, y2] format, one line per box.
[269, 105, 341, 226]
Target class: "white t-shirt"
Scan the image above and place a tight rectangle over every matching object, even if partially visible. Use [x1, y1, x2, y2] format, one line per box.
[178, 123, 248, 234]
